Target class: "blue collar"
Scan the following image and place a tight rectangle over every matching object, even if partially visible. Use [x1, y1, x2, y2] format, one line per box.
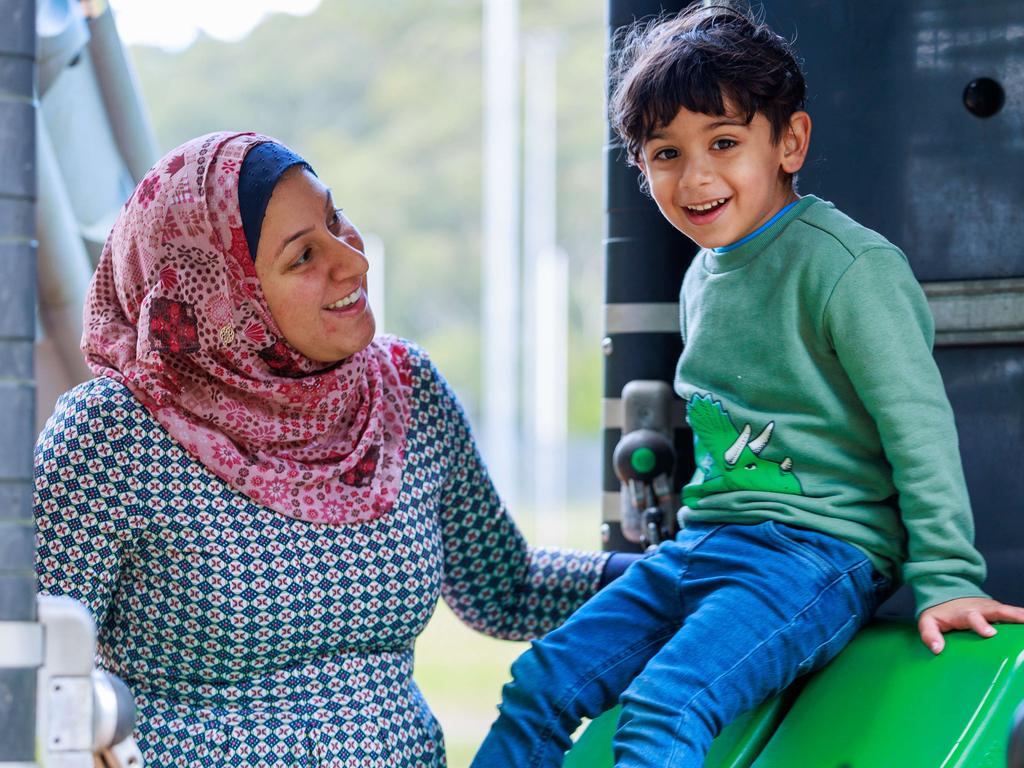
[713, 200, 800, 254]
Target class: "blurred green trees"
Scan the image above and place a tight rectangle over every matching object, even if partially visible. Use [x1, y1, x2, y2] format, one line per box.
[128, 0, 611, 435]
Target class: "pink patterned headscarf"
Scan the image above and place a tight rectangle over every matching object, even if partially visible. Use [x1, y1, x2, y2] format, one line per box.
[82, 131, 412, 525]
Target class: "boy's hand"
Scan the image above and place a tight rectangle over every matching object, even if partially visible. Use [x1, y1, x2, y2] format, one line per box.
[918, 597, 1024, 654]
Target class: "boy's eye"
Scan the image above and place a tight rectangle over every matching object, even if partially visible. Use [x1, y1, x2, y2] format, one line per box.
[711, 138, 737, 151]
[653, 147, 679, 161]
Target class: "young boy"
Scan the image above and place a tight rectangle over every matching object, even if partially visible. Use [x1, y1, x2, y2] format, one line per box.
[470, 5, 1024, 768]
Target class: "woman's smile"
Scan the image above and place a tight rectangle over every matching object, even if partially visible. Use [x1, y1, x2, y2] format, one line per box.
[324, 285, 366, 312]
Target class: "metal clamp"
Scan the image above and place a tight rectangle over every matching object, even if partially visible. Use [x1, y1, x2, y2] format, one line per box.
[613, 381, 678, 550]
[36, 594, 143, 767]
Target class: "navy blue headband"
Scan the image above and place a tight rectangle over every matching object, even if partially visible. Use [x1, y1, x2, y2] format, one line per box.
[238, 142, 314, 262]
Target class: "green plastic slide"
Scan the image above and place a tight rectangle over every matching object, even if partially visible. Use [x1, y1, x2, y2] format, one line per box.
[563, 620, 1024, 766]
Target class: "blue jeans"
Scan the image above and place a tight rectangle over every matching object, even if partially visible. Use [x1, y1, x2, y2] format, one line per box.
[470, 521, 889, 768]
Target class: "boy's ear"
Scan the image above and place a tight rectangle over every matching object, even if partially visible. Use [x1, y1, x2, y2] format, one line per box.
[780, 111, 812, 175]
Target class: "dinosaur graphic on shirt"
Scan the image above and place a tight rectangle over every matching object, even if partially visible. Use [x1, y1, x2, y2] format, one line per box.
[683, 393, 803, 507]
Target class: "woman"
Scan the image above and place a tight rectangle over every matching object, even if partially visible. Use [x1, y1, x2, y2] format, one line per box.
[35, 132, 610, 766]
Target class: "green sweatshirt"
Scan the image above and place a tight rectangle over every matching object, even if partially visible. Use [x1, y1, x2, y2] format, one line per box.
[675, 195, 987, 615]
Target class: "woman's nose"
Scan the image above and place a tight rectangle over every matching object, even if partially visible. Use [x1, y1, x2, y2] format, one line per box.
[327, 238, 368, 280]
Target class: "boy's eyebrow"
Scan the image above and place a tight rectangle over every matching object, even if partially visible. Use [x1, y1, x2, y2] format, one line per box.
[706, 118, 749, 129]
[645, 117, 750, 142]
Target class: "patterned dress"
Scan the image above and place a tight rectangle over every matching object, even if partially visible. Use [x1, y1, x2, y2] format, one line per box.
[35, 346, 608, 766]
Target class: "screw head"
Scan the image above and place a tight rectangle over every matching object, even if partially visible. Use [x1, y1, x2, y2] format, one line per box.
[963, 77, 1004, 118]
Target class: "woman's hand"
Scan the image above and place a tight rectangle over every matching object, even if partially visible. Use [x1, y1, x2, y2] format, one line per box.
[918, 597, 1024, 654]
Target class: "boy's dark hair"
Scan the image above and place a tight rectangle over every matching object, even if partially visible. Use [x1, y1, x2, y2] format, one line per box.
[609, 3, 806, 165]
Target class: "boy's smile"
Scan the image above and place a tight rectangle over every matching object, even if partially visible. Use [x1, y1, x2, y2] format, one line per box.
[639, 104, 810, 250]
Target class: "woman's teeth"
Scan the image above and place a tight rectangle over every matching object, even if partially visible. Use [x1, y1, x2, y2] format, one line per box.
[687, 198, 728, 212]
[325, 288, 361, 309]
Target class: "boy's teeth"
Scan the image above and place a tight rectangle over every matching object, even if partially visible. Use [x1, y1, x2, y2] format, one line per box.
[687, 198, 727, 212]
[326, 288, 361, 309]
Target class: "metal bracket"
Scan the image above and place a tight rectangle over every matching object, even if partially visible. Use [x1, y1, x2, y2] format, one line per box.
[36, 594, 143, 767]
[616, 381, 678, 548]
[924, 278, 1024, 346]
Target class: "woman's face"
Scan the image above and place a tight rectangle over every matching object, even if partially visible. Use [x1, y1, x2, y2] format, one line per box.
[255, 167, 375, 363]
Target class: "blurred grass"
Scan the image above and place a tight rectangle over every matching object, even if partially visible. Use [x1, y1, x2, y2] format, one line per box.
[414, 502, 604, 768]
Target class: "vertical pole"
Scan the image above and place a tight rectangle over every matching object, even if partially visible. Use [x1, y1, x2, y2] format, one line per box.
[523, 34, 567, 543]
[482, 0, 521, 504]
[532, 245, 568, 544]
[0, 0, 40, 764]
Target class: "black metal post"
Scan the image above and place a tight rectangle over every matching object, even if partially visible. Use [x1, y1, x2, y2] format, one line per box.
[602, 0, 693, 552]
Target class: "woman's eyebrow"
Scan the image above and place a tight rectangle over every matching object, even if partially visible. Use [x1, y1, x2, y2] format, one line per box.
[277, 226, 312, 258]
[275, 189, 335, 259]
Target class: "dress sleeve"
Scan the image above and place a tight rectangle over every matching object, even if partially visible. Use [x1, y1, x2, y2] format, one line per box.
[34, 381, 138, 629]
[823, 248, 987, 613]
[413, 350, 610, 641]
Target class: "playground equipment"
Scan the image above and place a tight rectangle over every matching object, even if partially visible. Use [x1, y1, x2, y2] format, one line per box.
[574, 0, 1024, 764]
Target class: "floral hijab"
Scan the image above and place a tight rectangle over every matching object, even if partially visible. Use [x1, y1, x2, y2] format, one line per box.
[82, 131, 412, 525]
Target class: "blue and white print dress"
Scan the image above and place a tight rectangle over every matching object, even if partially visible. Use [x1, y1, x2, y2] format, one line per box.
[35, 346, 608, 767]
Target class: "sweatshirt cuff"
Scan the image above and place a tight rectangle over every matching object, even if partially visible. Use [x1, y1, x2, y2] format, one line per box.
[911, 574, 990, 617]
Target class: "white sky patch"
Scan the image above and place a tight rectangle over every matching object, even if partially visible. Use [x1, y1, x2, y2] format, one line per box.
[108, 0, 322, 51]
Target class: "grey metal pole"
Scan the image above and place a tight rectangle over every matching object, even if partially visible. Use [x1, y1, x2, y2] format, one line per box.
[0, 0, 39, 764]
[86, 5, 158, 184]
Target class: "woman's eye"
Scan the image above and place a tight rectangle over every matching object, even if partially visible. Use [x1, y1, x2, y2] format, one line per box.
[712, 138, 737, 151]
[328, 207, 343, 232]
[653, 147, 678, 161]
[291, 248, 312, 269]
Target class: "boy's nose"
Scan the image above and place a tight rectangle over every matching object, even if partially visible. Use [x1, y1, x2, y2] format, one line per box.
[679, 158, 714, 189]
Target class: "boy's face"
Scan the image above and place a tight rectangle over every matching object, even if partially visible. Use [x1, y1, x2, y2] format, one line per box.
[638, 104, 810, 249]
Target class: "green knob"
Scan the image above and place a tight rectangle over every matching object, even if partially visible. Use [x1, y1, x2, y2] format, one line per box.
[630, 446, 656, 475]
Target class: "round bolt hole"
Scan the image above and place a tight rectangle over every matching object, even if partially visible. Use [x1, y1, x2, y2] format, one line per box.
[963, 77, 1004, 118]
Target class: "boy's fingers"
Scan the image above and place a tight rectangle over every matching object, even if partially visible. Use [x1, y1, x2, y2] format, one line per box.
[918, 616, 944, 654]
[967, 610, 997, 637]
[991, 604, 1024, 624]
